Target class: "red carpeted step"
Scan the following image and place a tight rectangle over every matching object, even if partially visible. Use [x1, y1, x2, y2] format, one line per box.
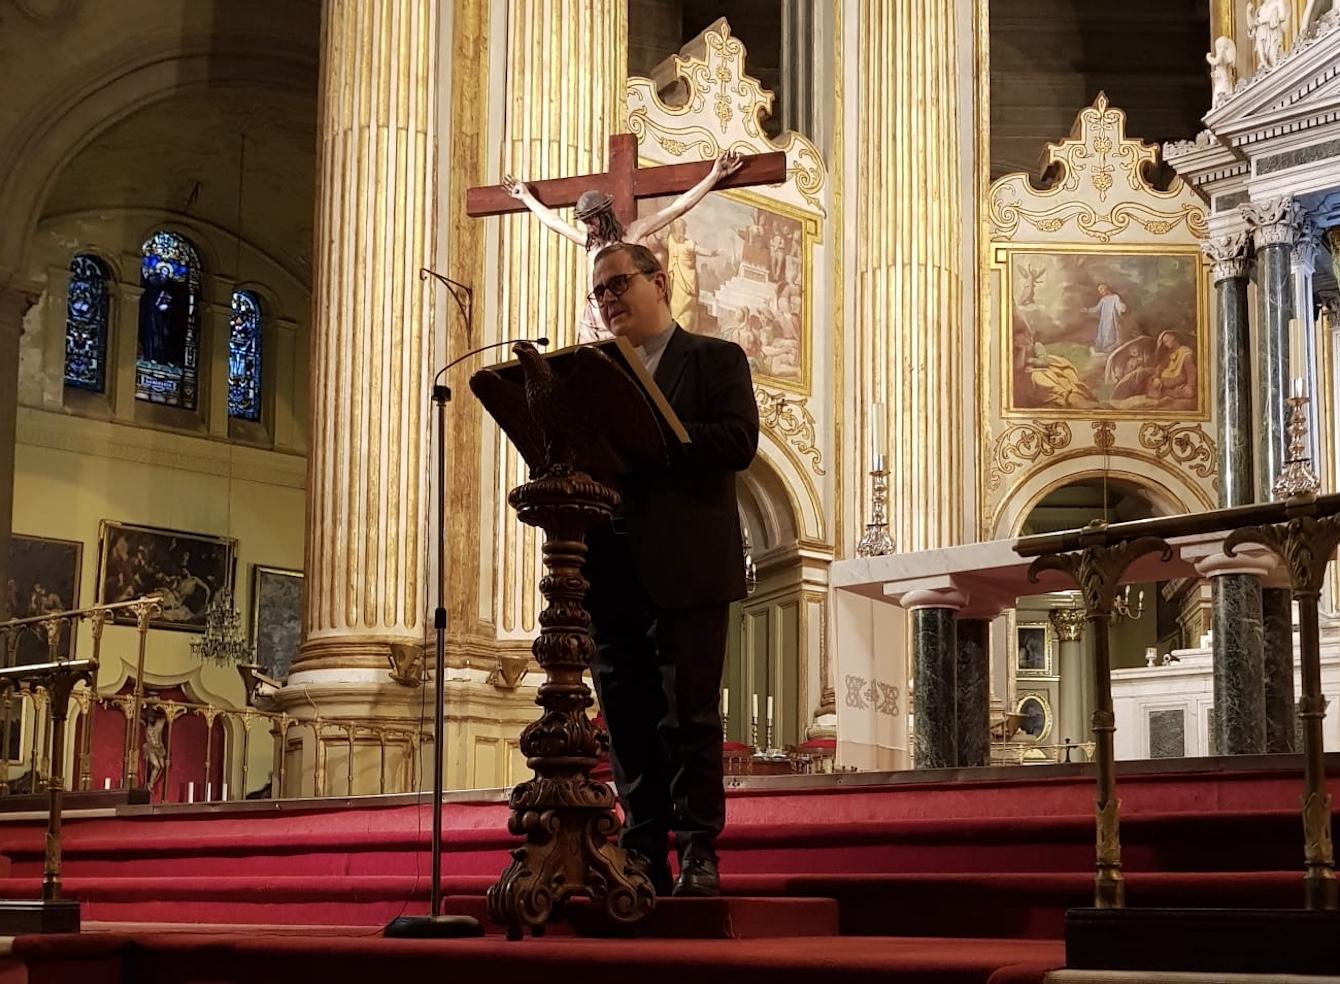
[1, 808, 1328, 879]
[8, 930, 1067, 984]
[0, 870, 1306, 939]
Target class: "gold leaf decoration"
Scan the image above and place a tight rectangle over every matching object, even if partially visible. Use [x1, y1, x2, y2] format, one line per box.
[755, 387, 825, 476]
[1092, 420, 1116, 451]
[988, 421, 1072, 491]
[1138, 422, 1217, 478]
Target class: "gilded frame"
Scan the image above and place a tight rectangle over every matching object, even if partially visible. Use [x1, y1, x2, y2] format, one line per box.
[637, 178, 821, 396]
[995, 242, 1210, 421]
[1015, 690, 1054, 744]
[249, 565, 302, 681]
[95, 520, 236, 633]
[1014, 620, 1056, 679]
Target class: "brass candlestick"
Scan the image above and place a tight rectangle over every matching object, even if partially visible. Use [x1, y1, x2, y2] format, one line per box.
[857, 459, 895, 557]
[1273, 394, 1321, 500]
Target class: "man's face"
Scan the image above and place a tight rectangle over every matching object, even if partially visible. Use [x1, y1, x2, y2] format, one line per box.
[592, 251, 667, 343]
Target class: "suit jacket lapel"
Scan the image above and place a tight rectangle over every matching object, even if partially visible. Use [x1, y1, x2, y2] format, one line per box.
[652, 324, 691, 401]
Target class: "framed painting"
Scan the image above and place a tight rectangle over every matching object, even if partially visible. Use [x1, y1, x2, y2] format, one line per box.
[1015, 622, 1055, 678]
[96, 521, 236, 632]
[638, 187, 818, 394]
[250, 565, 302, 680]
[1003, 246, 1207, 418]
[1015, 691, 1053, 743]
[7, 533, 82, 664]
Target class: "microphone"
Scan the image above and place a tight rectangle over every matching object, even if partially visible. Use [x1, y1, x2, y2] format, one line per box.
[433, 336, 551, 387]
[432, 336, 550, 404]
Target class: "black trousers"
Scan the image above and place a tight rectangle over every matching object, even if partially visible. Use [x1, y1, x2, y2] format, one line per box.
[586, 534, 729, 863]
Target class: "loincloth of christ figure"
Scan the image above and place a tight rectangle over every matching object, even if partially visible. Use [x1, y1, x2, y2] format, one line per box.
[501, 150, 743, 343]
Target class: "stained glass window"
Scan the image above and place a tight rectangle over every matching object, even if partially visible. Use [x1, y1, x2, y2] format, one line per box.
[136, 231, 201, 410]
[64, 254, 110, 392]
[228, 290, 262, 421]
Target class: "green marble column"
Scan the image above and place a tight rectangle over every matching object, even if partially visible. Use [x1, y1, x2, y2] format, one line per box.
[903, 588, 964, 770]
[955, 618, 991, 768]
[1202, 233, 1254, 508]
[1262, 585, 1296, 753]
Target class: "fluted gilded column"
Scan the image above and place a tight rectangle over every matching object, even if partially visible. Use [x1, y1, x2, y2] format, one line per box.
[0, 288, 37, 622]
[1050, 606, 1088, 754]
[1203, 233, 1254, 507]
[490, 2, 625, 635]
[855, 1, 966, 552]
[296, 0, 438, 674]
[1242, 197, 1300, 499]
[902, 587, 965, 769]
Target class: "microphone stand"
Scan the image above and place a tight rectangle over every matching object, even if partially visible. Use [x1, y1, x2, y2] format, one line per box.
[385, 269, 547, 939]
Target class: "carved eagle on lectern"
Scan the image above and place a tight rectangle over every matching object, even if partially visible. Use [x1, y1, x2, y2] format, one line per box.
[468, 341, 667, 483]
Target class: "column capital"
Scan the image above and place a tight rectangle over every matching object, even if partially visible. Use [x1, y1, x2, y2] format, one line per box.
[1292, 216, 1325, 271]
[1241, 196, 1303, 250]
[1200, 232, 1251, 282]
[1192, 547, 1277, 580]
[899, 587, 968, 612]
[1048, 605, 1086, 642]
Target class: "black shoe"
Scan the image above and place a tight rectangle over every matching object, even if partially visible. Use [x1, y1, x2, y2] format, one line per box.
[672, 856, 720, 897]
[627, 850, 673, 896]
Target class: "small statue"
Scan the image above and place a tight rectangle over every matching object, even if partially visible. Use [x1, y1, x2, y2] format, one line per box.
[1207, 35, 1238, 107]
[142, 707, 167, 792]
[1248, 0, 1290, 72]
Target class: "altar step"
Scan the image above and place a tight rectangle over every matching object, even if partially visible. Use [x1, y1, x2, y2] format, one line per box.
[0, 870, 1307, 938]
[0, 806, 1332, 881]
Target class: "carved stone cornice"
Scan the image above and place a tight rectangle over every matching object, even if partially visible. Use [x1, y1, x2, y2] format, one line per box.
[1200, 232, 1251, 282]
[1241, 196, 1301, 249]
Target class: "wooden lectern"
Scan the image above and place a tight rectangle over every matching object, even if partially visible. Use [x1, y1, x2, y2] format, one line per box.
[469, 336, 688, 940]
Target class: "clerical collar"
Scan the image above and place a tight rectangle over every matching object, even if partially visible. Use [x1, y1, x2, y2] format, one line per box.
[636, 324, 674, 361]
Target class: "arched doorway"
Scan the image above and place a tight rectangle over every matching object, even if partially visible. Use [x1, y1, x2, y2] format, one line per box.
[727, 454, 806, 750]
[1008, 477, 1205, 763]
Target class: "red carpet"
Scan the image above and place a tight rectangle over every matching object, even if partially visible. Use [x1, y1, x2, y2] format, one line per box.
[0, 756, 1333, 981]
[5, 929, 1065, 984]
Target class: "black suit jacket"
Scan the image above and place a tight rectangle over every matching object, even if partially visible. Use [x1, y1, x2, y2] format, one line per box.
[588, 325, 759, 610]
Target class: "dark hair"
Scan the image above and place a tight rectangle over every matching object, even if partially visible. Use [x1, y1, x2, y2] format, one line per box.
[592, 241, 663, 276]
[583, 209, 625, 250]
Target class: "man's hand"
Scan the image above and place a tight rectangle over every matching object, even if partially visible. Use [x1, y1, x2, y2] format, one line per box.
[502, 175, 529, 199]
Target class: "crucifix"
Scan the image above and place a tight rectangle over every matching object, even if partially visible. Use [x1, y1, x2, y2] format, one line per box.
[467, 133, 786, 341]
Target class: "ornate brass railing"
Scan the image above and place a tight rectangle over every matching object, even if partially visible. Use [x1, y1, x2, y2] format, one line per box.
[1016, 490, 1340, 912]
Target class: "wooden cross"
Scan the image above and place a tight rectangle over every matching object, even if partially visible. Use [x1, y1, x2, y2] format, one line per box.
[466, 133, 787, 229]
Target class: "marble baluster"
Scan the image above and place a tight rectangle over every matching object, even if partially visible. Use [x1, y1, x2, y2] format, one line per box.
[1202, 234, 1254, 508]
[901, 588, 966, 770]
[955, 618, 991, 768]
[1194, 551, 1272, 756]
[1242, 197, 1300, 498]
[1262, 583, 1297, 753]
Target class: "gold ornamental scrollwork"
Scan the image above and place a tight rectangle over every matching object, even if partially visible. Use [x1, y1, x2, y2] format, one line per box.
[988, 421, 1072, 491]
[1138, 422, 1217, 479]
[1092, 421, 1116, 451]
[626, 20, 827, 216]
[755, 387, 825, 476]
[987, 93, 1207, 244]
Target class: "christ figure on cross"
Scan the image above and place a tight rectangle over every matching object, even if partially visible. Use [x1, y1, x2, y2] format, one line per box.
[501, 150, 743, 343]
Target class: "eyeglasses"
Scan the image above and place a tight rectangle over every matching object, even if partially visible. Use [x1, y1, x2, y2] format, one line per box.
[588, 271, 649, 305]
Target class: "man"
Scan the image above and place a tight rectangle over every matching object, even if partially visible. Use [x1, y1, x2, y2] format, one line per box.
[1084, 282, 1128, 355]
[584, 242, 759, 897]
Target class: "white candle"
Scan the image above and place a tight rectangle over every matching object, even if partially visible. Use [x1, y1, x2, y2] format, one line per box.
[766, 694, 774, 721]
[206, 782, 212, 801]
[871, 402, 887, 470]
[103, 777, 111, 790]
[1289, 317, 1307, 387]
[722, 687, 729, 709]
[751, 693, 759, 720]
[1293, 376, 1306, 398]
[221, 783, 229, 801]
[187, 781, 195, 803]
